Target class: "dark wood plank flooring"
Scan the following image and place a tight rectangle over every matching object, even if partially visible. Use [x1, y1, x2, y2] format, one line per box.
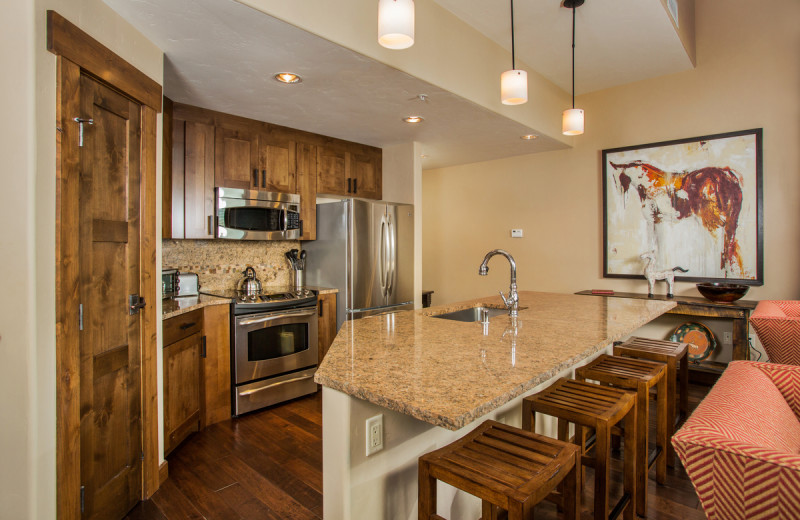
[126, 383, 710, 519]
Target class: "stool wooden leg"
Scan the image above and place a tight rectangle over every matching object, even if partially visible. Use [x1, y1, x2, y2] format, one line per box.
[635, 386, 648, 518]
[418, 460, 436, 520]
[522, 398, 533, 432]
[666, 359, 677, 468]
[561, 453, 580, 520]
[623, 402, 637, 520]
[481, 500, 498, 520]
[594, 424, 610, 520]
[679, 354, 689, 422]
[655, 373, 667, 484]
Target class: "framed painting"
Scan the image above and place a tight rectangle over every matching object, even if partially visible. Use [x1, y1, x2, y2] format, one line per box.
[602, 128, 763, 285]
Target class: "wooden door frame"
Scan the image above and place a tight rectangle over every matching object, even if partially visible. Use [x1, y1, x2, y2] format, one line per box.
[48, 11, 162, 519]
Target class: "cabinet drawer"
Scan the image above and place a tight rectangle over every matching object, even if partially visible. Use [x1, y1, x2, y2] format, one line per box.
[163, 308, 203, 346]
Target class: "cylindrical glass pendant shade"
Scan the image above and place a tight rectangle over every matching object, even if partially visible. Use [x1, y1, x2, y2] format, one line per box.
[562, 108, 584, 135]
[378, 0, 415, 50]
[500, 69, 528, 105]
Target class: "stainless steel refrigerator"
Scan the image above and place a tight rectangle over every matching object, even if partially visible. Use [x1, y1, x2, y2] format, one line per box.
[305, 199, 414, 331]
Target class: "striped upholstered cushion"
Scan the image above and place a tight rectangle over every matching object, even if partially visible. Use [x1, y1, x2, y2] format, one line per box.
[753, 361, 800, 418]
[673, 361, 800, 519]
[750, 300, 800, 365]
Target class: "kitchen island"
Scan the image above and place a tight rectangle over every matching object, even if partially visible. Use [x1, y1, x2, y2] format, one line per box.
[314, 291, 676, 519]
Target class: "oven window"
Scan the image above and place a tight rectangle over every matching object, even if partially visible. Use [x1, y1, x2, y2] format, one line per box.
[248, 322, 308, 361]
[225, 207, 283, 231]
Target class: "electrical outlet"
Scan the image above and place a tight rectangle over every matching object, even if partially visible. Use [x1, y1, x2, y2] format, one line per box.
[366, 414, 383, 456]
[511, 229, 523, 238]
[723, 331, 732, 345]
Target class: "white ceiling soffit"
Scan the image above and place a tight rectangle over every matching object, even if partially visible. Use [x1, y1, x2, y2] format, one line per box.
[103, 0, 566, 170]
[433, 0, 693, 95]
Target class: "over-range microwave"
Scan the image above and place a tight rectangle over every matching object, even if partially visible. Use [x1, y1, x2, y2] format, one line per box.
[215, 187, 301, 240]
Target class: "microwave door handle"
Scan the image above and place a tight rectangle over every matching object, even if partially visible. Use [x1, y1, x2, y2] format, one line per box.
[283, 209, 289, 233]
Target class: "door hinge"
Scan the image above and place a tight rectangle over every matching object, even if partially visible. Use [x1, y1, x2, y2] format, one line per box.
[80, 485, 85, 513]
[73, 117, 93, 147]
[129, 294, 146, 315]
[79, 303, 84, 331]
[140, 451, 145, 461]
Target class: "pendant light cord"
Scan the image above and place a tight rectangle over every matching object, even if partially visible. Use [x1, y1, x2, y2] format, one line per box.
[511, 0, 516, 70]
[571, 4, 576, 109]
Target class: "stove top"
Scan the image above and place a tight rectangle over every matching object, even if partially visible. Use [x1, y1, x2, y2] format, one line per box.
[201, 286, 317, 314]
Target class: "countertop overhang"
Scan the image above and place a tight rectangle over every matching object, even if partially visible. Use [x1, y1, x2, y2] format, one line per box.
[314, 291, 676, 430]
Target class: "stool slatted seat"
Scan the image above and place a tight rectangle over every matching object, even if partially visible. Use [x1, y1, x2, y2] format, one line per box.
[418, 420, 580, 520]
[575, 354, 668, 518]
[523, 378, 637, 520]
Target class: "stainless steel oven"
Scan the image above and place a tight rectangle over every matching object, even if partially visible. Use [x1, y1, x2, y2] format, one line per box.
[215, 187, 301, 240]
[201, 287, 318, 415]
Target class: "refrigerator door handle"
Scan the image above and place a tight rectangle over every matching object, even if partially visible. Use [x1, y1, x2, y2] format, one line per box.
[387, 213, 396, 296]
[379, 214, 388, 297]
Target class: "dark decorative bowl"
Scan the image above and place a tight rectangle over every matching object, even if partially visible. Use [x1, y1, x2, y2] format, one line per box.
[696, 282, 750, 303]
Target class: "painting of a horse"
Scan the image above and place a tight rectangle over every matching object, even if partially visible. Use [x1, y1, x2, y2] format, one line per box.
[610, 160, 744, 270]
[602, 129, 762, 284]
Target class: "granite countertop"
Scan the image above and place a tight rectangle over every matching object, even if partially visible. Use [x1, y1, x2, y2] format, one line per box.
[162, 294, 232, 320]
[162, 286, 337, 319]
[314, 291, 676, 430]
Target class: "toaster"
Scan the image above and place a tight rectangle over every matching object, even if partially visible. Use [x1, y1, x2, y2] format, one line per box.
[162, 269, 179, 299]
[177, 273, 200, 297]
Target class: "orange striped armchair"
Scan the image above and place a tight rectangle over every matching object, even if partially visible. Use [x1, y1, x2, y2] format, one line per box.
[750, 300, 800, 365]
[672, 361, 800, 519]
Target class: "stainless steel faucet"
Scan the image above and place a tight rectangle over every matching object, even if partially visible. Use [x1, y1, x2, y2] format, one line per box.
[478, 249, 519, 317]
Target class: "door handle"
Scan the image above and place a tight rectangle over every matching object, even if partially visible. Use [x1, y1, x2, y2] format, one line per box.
[252, 168, 258, 187]
[129, 294, 146, 315]
[347, 178, 352, 193]
[262, 169, 267, 188]
[208, 215, 213, 236]
[353, 178, 357, 194]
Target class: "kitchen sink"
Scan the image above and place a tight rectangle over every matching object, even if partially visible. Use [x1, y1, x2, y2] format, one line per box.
[431, 306, 508, 322]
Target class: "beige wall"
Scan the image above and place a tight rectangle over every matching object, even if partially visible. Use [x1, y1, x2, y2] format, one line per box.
[423, 0, 800, 308]
[0, 1, 163, 517]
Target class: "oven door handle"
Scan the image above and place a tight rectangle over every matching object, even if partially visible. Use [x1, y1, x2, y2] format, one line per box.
[238, 373, 315, 396]
[237, 308, 317, 326]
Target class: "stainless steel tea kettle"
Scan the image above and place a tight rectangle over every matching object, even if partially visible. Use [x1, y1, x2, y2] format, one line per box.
[237, 266, 262, 295]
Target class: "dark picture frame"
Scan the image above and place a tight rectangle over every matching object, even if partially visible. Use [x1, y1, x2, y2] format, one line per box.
[602, 128, 763, 285]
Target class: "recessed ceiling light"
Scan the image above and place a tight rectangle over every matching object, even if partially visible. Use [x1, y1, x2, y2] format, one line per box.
[521, 134, 538, 140]
[274, 72, 302, 84]
[403, 116, 424, 123]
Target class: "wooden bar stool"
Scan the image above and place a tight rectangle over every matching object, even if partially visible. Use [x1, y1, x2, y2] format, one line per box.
[418, 420, 580, 520]
[613, 337, 689, 466]
[522, 378, 637, 520]
[575, 354, 667, 518]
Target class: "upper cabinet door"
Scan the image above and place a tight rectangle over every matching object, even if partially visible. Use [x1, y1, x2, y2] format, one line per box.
[184, 121, 216, 239]
[349, 151, 382, 200]
[259, 131, 296, 193]
[296, 142, 317, 241]
[215, 127, 258, 189]
[316, 145, 349, 197]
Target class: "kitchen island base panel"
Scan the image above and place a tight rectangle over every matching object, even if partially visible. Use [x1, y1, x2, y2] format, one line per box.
[321, 347, 610, 520]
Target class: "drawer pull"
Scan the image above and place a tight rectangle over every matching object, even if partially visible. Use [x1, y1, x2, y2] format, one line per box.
[179, 322, 197, 330]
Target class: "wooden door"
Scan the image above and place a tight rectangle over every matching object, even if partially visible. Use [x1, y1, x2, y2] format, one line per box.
[316, 145, 349, 196]
[183, 121, 215, 238]
[350, 151, 382, 200]
[259, 131, 296, 192]
[296, 142, 317, 240]
[78, 74, 143, 519]
[215, 127, 258, 189]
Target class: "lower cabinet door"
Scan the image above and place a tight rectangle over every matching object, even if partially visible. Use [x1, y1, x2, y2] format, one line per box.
[163, 331, 202, 455]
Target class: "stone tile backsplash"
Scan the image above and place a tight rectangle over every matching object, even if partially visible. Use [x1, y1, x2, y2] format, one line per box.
[162, 239, 300, 292]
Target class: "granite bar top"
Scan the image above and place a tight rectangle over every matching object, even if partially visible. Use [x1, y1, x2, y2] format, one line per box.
[314, 291, 676, 430]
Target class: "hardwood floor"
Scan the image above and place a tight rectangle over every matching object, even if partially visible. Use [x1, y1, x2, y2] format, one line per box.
[126, 383, 710, 519]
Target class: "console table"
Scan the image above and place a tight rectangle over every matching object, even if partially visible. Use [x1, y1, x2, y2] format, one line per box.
[577, 290, 758, 381]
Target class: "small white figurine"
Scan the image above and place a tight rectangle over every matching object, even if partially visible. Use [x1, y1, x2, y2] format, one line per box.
[640, 250, 688, 298]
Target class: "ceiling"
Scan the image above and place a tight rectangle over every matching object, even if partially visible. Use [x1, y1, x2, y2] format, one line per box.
[103, 0, 692, 169]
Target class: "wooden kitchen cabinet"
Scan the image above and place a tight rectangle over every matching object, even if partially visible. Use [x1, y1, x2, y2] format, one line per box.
[169, 119, 216, 239]
[258, 130, 296, 193]
[317, 292, 338, 364]
[202, 304, 231, 427]
[316, 144, 382, 200]
[163, 309, 203, 455]
[349, 150, 382, 200]
[296, 142, 317, 240]
[215, 126, 258, 190]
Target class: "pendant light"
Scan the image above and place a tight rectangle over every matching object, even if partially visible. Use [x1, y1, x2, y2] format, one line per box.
[562, 0, 585, 135]
[501, 0, 527, 105]
[378, 0, 415, 50]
